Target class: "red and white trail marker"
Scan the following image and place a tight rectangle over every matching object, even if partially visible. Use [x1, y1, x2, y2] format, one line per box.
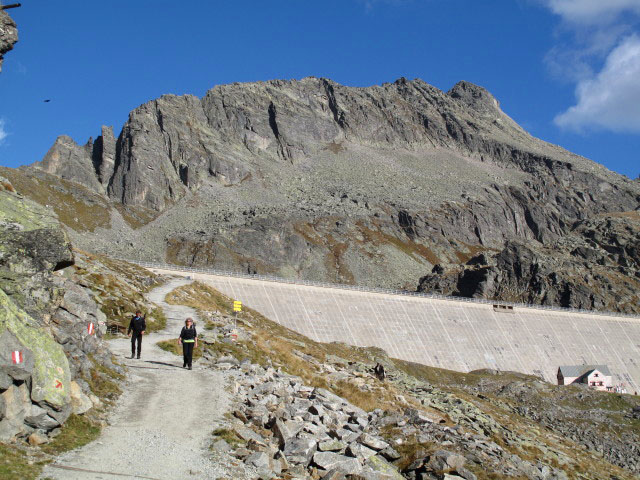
[11, 350, 23, 364]
[87, 323, 95, 335]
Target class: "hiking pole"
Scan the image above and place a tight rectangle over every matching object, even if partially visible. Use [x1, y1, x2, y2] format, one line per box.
[1, 3, 22, 10]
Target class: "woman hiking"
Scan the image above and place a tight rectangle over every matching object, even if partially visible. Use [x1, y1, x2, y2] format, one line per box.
[178, 317, 198, 370]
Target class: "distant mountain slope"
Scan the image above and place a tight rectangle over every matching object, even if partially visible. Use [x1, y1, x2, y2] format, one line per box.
[16, 77, 640, 313]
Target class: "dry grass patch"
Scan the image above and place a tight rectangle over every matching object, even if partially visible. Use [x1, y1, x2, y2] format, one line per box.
[0, 167, 111, 232]
[166, 281, 232, 314]
[0, 444, 46, 480]
[211, 428, 245, 447]
[41, 415, 101, 456]
[600, 210, 640, 221]
[83, 355, 124, 407]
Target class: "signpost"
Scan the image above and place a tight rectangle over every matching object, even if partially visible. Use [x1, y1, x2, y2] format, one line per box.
[232, 301, 242, 341]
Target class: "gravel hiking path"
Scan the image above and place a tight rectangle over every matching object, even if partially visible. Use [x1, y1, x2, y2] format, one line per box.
[41, 278, 233, 480]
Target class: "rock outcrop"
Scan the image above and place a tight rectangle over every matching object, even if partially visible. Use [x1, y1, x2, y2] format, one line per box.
[0, 176, 120, 442]
[22, 77, 640, 312]
[418, 212, 640, 313]
[35, 136, 106, 194]
[0, 8, 18, 72]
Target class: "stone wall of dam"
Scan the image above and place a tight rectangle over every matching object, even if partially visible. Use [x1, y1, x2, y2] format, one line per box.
[150, 267, 640, 391]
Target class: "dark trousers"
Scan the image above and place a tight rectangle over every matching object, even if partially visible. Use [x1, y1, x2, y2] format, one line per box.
[183, 342, 194, 367]
[131, 332, 142, 357]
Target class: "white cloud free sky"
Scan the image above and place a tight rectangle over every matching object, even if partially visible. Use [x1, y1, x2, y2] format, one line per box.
[555, 34, 640, 131]
[544, 0, 640, 132]
[546, 0, 640, 25]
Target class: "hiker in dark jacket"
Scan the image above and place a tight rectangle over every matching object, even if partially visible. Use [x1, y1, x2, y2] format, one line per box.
[178, 317, 198, 370]
[127, 310, 146, 359]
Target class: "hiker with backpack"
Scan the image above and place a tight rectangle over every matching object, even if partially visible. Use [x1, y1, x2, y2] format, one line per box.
[128, 310, 146, 359]
[178, 317, 198, 370]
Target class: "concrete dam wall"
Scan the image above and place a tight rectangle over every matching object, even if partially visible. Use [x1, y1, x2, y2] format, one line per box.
[149, 266, 640, 391]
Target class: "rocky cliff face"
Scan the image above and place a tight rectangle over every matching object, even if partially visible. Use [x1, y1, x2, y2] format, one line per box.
[418, 212, 640, 313]
[25, 77, 640, 312]
[0, 9, 18, 72]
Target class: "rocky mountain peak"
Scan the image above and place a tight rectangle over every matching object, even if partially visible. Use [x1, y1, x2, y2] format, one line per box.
[33, 76, 580, 212]
[448, 80, 500, 113]
[35, 135, 105, 194]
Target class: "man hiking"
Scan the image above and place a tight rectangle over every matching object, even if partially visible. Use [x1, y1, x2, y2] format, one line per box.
[128, 310, 146, 359]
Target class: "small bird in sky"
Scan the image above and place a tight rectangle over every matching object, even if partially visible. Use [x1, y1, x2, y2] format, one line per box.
[43, 99, 51, 103]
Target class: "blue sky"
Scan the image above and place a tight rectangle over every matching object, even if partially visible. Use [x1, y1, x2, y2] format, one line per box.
[0, 0, 639, 178]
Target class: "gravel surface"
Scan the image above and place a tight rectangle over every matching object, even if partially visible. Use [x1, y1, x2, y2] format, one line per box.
[40, 278, 246, 480]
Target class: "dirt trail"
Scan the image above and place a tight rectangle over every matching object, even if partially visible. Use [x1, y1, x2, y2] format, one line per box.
[41, 278, 230, 480]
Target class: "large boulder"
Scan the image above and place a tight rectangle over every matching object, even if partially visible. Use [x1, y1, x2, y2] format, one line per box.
[0, 288, 71, 414]
[0, 181, 73, 319]
[0, 176, 115, 442]
[0, 329, 35, 381]
[0, 183, 73, 272]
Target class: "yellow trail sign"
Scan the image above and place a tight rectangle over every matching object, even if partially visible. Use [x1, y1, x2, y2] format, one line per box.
[233, 301, 242, 312]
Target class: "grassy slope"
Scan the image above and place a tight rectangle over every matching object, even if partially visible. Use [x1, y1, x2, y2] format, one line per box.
[0, 166, 111, 233]
[0, 166, 159, 231]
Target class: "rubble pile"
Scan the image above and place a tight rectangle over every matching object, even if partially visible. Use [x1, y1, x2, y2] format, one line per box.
[206, 358, 570, 479]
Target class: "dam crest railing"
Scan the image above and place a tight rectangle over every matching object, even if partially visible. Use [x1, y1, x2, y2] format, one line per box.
[118, 258, 640, 321]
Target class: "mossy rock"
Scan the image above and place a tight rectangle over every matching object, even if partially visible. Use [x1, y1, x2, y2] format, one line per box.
[0, 187, 62, 232]
[0, 190, 73, 272]
[365, 455, 404, 479]
[0, 288, 71, 408]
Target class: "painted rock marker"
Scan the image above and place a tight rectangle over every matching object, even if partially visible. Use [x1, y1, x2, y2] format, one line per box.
[11, 350, 23, 364]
